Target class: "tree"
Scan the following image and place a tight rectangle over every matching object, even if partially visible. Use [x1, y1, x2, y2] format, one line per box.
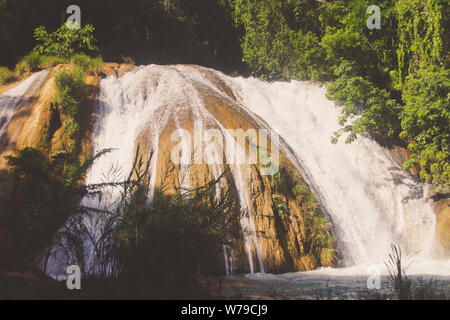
[233, 0, 449, 190]
[33, 23, 98, 59]
[400, 67, 450, 190]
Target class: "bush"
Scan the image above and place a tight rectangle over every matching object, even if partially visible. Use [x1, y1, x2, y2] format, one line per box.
[70, 53, 103, 75]
[54, 67, 86, 116]
[0, 67, 16, 85]
[52, 67, 87, 155]
[39, 56, 67, 69]
[112, 160, 241, 298]
[302, 210, 336, 262]
[327, 61, 403, 144]
[234, 0, 449, 190]
[15, 53, 68, 77]
[384, 244, 448, 300]
[400, 67, 450, 190]
[269, 165, 336, 264]
[34, 23, 98, 59]
[52, 149, 242, 298]
[15, 52, 42, 75]
[4, 148, 100, 266]
[4, 146, 112, 272]
[385, 244, 412, 299]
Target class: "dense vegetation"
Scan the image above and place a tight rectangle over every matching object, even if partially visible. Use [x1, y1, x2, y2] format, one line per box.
[234, 0, 449, 190]
[0, 0, 245, 73]
[3, 147, 109, 269]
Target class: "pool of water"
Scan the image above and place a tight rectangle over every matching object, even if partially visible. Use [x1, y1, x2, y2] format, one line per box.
[220, 262, 450, 299]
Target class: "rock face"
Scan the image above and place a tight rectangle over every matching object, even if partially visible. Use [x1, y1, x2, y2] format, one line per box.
[0, 64, 115, 269]
[0, 64, 335, 274]
[433, 198, 450, 258]
[0, 70, 51, 268]
[381, 143, 450, 259]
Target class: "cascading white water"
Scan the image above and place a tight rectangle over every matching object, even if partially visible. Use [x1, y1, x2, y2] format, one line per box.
[224, 78, 439, 268]
[83, 65, 264, 273]
[0, 70, 49, 139]
[77, 64, 447, 275]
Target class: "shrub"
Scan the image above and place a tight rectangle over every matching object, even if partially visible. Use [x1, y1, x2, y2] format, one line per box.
[34, 23, 98, 59]
[14, 53, 67, 78]
[269, 165, 336, 264]
[15, 52, 42, 75]
[15, 53, 68, 77]
[0, 67, 16, 85]
[400, 67, 450, 190]
[272, 194, 287, 220]
[385, 244, 412, 300]
[4, 147, 106, 266]
[88, 57, 103, 75]
[39, 55, 67, 69]
[52, 67, 87, 155]
[113, 160, 241, 297]
[54, 67, 86, 116]
[70, 53, 103, 75]
[53, 149, 242, 298]
[327, 61, 402, 144]
[302, 210, 336, 262]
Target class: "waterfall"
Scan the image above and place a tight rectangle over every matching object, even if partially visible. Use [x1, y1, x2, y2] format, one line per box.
[83, 65, 265, 273]
[0, 70, 49, 140]
[225, 77, 437, 267]
[70, 64, 442, 273]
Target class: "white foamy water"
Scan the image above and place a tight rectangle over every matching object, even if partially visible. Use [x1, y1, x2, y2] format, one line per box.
[81, 65, 265, 273]
[0, 70, 49, 139]
[224, 77, 446, 271]
[238, 258, 450, 299]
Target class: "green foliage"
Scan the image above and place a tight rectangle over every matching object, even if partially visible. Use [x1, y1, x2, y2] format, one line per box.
[57, 148, 241, 296]
[400, 67, 450, 189]
[268, 165, 336, 263]
[302, 209, 336, 261]
[14, 53, 66, 76]
[52, 67, 87, 155]
[395, 0, 448, 87]
[39, 55, 66, 69]
[33, 23, 98, 59]
[70, 53, 103, 75]
[234, 0, 449, 190]
[15, 52, 42, 75]
[271, 194, 287, 220]
[0, 0, 245, 73]
[0, 66, 16, 85]
[291, 183, 309, 198]
[52, 147, 242, 296]
[327, 61, 402, 143]
[4, 147, 106, 265]
[54, 67, 86, 116]
[233, 0, 328, 80]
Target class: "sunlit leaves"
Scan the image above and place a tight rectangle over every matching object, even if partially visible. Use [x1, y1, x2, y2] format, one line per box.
[33, 23, 98, 59]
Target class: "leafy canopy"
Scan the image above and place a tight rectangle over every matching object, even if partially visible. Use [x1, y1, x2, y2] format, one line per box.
[33, 23, 98, 59]
[234, 0, 449, 190]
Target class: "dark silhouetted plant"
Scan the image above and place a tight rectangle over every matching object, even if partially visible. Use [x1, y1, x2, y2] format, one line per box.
[385, 244, 412, 300]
